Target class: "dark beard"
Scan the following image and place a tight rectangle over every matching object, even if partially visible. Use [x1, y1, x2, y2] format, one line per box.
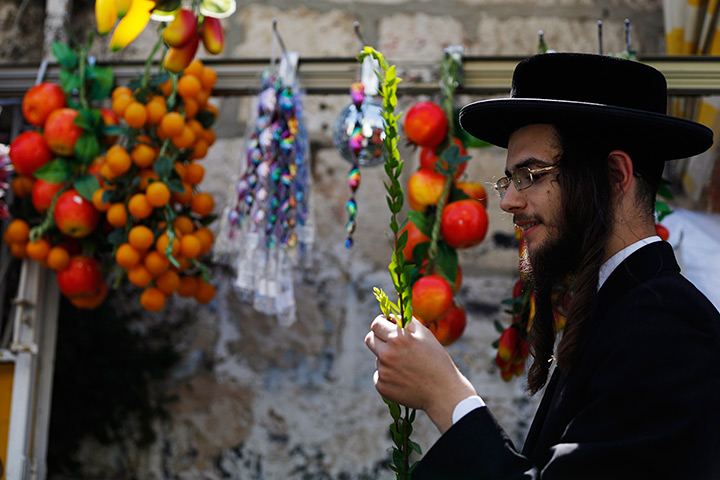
[520, 215, 582, 294]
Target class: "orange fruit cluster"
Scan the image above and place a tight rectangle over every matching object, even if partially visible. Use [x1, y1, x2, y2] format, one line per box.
[97, 59, 219, 311]
[3, 59, 219, 312]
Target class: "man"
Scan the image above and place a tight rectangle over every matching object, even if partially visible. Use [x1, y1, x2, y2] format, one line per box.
[365, 53, 720, 479]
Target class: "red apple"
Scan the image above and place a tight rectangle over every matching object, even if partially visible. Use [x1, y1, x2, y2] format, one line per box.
[404, 101, 447, 148]
[407, 169, 447, 211]
[53, 189, 100, 238]
[427, 302, 467, 346]
[440, 199, 489, 249]
[400, 221, 430, 263]
[8, 131, 53, 176]
[69, 281, 108, 309]
[455, 181, 488, 208]
[44, 108, 83, 156]
[57, 255, 104, 298]
[411, 274, 453, 322]
[31, 179, 64, 213]
[22, 82, 66, 126]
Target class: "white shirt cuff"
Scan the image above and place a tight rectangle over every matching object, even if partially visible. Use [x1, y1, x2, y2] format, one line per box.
[452, 395, 486, 425]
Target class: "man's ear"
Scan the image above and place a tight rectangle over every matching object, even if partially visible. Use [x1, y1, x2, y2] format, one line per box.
[607, 150, 634, 195]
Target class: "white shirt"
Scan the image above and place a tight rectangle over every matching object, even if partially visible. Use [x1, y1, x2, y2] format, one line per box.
[451, 236, 663, 425]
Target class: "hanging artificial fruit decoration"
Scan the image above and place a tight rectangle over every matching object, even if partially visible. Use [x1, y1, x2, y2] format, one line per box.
[2, 1, 235, 311]
[96, 0, 234, 67]
[333, 23, 385, 248]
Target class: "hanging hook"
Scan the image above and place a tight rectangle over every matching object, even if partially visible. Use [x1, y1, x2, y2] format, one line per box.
[625, 18, 632, 52]
[354, 21, 367, 47]
[597, 20, 604, 55]
[272, 18, 288, 55]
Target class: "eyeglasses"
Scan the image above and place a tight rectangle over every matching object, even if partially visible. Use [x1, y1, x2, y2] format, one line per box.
[495, 165, 559, 199]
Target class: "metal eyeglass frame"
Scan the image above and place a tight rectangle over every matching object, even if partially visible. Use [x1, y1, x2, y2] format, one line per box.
[495, 165, 559, 199]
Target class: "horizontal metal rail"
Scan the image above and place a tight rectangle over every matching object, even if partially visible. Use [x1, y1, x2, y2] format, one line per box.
[1, 55, 720, 97]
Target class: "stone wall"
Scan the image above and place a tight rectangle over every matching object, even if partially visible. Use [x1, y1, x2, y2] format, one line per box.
[4, 0, 669, 478]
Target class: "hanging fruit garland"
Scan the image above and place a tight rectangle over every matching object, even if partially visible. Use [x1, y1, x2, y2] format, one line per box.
[402, 46, 490, 347]
[2, 1, 233, 311]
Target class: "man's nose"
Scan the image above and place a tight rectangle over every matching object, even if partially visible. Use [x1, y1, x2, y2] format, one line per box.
[499, 182, 526, 213]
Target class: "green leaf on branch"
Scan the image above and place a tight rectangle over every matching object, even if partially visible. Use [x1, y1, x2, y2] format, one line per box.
[154, 155, 173, 178]
[436, 241, 458, 284]
[407, 210, 433, 237]
[88, 65, 114, 101]
[73, 174, 101, 201]
[74, 132, 100, 164]
[34, 158, 73, 183]
[411, 242, 430, 268]
[657, 179, 674, 200]
[75, 107, 102, 132]
[167, 178, 186, 193]
[52, 41, 78, 70]
[59, 69, 82, 94]
[655, 200, 673, 222]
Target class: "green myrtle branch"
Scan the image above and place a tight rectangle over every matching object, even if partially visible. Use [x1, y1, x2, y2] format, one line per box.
[360, 46, 419, 480]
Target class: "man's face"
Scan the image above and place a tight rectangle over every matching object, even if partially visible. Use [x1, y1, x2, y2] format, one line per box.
[500, 124, 564, 259]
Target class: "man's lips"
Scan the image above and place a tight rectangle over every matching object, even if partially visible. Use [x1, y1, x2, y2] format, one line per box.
[514, 216, 541, 235]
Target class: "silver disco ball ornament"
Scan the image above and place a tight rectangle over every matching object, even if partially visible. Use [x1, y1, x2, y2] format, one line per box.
[333, 96, 386, 167]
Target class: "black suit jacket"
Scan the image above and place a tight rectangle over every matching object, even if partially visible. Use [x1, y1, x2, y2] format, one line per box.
[413, 241, 720, 479]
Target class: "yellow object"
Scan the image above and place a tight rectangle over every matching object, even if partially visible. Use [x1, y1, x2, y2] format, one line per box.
[109, 0, 156, 52]
[117, 0, 132, 17]
[95, 0, 118, 35]
[0, 363, 14, 480]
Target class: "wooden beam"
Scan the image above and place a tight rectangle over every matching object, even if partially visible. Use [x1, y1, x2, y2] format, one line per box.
[1, 56, 720, 97]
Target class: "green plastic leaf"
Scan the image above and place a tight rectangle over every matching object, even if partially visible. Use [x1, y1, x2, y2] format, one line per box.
[103, 124, 127, 136]
[196, 109, 217, 129]
[74, 132, 100, 164]
[407, 210, 433, 237]
[73, 174, 101, 201]
[167, 178, 186, 193]
[411, 242, 430, 266]
[436, 241, 458, 285]
[76, 108, 102, 132]
[107, 228, 126, 247]
[154, 155, 173, 178]
[198, 214, 218, 226]
[59, 70, 82, 94]
[51, 41, 78, 70]
[33, 158, 73, 183]
[199, 0, 236, 18]
[657, 179, 674, 200]
[493, 319, 506, 334]
[88, 65, 114, 101]
[655, 200, 673, 222]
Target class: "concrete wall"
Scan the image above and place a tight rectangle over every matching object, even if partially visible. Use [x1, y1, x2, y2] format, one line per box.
[4, 0, 668, 478]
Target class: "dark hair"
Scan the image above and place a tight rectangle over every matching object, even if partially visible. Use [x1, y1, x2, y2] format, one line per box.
[526, 125, 616, 394]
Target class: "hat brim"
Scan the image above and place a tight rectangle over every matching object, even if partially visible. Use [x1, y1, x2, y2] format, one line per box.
[459, 98, 714, 160]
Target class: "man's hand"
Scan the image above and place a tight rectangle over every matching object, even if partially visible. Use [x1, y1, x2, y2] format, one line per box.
[365, 315, 477, 433]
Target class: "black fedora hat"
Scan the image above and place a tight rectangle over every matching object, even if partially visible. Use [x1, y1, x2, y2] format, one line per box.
[459, 53, 713, 161]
